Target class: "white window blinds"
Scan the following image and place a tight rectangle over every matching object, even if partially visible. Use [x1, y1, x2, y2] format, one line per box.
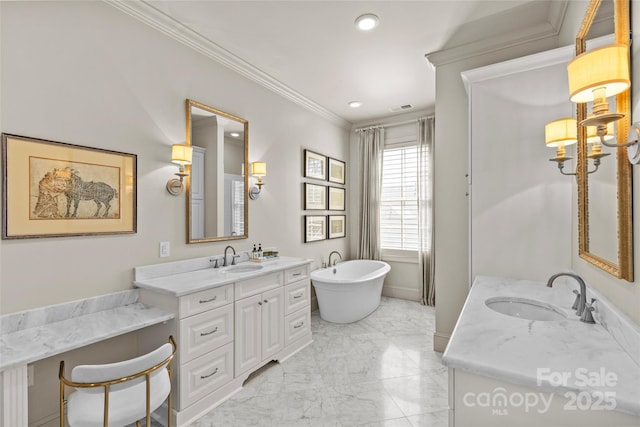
[380, 145, 419, 250]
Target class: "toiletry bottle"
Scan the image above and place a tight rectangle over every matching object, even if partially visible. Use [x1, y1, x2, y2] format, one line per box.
[252, 244, 257, 260]
[258, 244, 263, 259]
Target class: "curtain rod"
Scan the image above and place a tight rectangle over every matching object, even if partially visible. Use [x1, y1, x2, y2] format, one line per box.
[354, 115, 434, 133]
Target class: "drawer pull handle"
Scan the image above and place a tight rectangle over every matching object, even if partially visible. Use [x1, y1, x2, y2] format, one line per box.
[258, 301, 262, 306]
[292, 272, 302, 277]
[293, 321, 304, 329]
[200, 327, 219, 336]
[293, 293, 304, 299]
[200, 367, 218, 379]
[264, 299, 268, 304]
[199, 296, 217, 304]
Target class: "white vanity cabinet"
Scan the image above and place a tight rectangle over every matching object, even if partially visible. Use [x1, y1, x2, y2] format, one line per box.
[136, 257, 313, 426]
[283, 265, 312, 346]
[138, 284, 235, 413]
[234, 272, 285, 377]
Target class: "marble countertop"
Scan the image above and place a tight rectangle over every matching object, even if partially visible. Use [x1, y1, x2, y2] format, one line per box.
[442, 275, 640, 416]
[134, 256, 312, 297]
[0, 291, 174, 371]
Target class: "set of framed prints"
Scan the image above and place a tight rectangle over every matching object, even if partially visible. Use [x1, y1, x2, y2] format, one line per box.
[302, 149, 346, 242]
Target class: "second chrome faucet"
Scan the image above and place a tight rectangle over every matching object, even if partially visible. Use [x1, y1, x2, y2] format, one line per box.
[546, 272, 595, 323]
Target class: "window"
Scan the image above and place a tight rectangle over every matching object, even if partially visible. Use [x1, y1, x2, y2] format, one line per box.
[380, 143, 419, 251]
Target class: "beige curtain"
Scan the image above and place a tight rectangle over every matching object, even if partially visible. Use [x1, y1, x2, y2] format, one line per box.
[418, 117, 436, 306]
[356, 127, 384, 260]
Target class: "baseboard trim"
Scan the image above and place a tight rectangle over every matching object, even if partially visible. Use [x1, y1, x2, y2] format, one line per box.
[381, 286, 420, 301]
[433, 331, 450, 353]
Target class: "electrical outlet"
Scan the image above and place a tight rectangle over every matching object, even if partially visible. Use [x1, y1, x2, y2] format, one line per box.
[159, 241, 170, 258]
[27, 365, 34, 387]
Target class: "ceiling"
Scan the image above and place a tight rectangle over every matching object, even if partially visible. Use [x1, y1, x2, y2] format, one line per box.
[119, 1, 567, 125]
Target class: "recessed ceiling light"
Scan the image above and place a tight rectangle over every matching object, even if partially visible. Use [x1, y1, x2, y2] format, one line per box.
[230, 132, 240, 137]
[355, 13, 379, 31]
[348, 101, 362, 108]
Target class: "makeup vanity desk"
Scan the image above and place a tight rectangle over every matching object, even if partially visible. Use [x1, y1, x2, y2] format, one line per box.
[0, 290, 174, 427]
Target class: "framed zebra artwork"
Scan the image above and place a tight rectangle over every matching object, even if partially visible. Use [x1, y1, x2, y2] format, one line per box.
[1, 134, 137, 239]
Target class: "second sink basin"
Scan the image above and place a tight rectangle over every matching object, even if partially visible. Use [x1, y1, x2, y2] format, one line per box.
[226, 264, 264, 273]
[485, 297, 567, 321]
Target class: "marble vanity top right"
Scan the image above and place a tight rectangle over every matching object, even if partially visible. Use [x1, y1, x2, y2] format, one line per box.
[443, 275, 640, 416]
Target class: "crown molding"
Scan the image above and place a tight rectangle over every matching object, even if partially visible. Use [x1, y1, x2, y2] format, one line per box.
[460, 43, 574, 95]
[426, 1, 569, 68]
[426, 22, 558, 67]
[105, 0, 350, 128]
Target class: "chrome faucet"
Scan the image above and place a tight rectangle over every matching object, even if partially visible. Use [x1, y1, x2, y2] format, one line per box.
[223, 245, 236, 267]
[546, 272, 594, 323]
[328, 251, 342, 266]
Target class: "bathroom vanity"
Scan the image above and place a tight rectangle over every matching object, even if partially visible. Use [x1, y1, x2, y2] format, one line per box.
[134, 255, 312, 426]
[443, 276, 640, 427]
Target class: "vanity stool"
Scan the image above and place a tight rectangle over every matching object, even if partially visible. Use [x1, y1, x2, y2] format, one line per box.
[59, 336, 176, 427]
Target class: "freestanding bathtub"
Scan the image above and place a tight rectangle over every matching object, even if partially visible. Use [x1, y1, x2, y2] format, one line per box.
[310, 260, 391, 323]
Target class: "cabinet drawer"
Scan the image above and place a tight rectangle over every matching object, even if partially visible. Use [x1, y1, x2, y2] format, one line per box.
[284, 265, 309, 284]
[285, 307, 311, 347]
[179, 303, 233, 363]
[180, 285, 233, 318]
[180, 342, 233, 408]
[284, 279, 310, 315]
[235, 272, 283, 300]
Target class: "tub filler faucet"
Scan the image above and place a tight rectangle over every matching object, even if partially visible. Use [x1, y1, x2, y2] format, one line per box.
[328, 251, 342, 266]
[546, 272, 595, 323]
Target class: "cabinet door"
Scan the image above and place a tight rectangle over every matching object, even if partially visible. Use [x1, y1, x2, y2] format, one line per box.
[234, 294, 262, 377]
[261, 287, 284, 361]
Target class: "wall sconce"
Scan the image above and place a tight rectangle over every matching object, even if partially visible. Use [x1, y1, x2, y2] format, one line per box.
[166, 144, 192, 196]
[249, 161, 266, 200]
[567, 44, 639, 163]
[546, 118, 610, 176]
[545, 118, 578, 175]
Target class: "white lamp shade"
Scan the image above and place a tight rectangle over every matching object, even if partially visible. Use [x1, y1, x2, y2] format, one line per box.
[251, 162, 266, 177]
[171, 144, 192, 165]
[586, 122, 615, 143]
[567, 44, 630, 103]
[545, 118, 578, 147]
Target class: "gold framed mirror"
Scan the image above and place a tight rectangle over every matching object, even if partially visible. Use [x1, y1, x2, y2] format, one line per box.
[576, 0, 633, 281]
[186, 99, 249, 243]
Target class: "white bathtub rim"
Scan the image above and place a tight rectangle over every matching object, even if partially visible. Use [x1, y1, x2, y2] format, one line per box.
[310, 260, 390, 285]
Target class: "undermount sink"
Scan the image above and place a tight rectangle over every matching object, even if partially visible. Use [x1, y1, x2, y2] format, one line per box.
[485, 297, 567, 321]
[226, 264, 264, 273]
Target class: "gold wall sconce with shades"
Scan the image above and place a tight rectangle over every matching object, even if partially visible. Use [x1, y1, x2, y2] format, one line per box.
[567, 43, 639, 164]
[249, 161, 266, 200]
[166, 144, 193, 195]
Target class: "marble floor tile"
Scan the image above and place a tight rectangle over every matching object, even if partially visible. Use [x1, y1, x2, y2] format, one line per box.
[187, 297, 448, 427]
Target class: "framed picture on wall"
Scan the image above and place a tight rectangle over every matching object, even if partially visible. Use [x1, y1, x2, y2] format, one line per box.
[1, 133, 137, 239]
[304, 183, 327, 210]
[304, 215, 327, 242]
[304, 149, 326, 180]
[328, 158, 345, 184]
[328, 215, 346, 239]
[328, 186, 345, 211]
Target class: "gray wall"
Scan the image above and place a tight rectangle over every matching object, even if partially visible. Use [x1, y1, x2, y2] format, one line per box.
[0, 2, 349, 424]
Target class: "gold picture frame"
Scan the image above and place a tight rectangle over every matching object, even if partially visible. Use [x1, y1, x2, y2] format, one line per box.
[2, 134, 137, 239]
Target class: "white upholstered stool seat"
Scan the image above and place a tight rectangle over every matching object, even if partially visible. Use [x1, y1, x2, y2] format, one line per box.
[59, 336, 176, 427]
